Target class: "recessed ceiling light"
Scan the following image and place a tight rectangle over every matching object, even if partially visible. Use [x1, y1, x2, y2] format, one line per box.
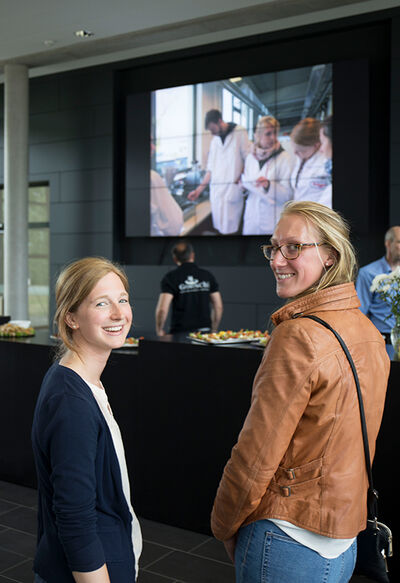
[74, 29, 94, 38]
[229, 77, 242, 83]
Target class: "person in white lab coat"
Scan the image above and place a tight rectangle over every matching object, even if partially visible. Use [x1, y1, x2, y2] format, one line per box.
[150, 170, 184, 236]
[319, 115, 333, 204]
[290, 117, 332, 207]
[241, 116, 294, 235]
[150, 141, 184, 236]
[187, 109, 249, 234]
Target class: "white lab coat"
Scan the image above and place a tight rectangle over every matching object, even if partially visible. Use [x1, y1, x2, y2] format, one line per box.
[150, 170, 184, 236]
[291, 150, 332, 206]
[206, 125, 250, 234]
[241, 147, 294, 235]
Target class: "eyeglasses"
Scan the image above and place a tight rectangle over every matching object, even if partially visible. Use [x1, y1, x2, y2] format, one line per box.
[261, 242, 324, 261]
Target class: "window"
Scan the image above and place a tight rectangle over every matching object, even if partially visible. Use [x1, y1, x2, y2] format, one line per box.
[154, 85, 194, 179]
[0, 183, 50, 327]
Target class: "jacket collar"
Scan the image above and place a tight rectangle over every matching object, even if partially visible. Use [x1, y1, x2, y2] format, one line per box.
[271, 282, 360, 326]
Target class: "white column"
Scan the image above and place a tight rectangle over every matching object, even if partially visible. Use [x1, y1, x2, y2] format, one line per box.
[3, 64, 29, 319]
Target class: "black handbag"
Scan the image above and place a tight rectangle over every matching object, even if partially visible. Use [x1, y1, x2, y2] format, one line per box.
[303, 315, 393, 583]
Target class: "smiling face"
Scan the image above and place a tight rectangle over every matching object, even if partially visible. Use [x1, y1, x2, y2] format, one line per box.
[270, 214, 333, 299]
[257, 124, 277, 150]
[66, 271, 132, 356]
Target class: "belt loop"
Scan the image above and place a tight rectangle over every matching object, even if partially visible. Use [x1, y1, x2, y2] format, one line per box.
[281, 486, 291, 497]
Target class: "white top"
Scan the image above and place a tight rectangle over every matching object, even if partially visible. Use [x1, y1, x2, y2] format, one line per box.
[150, 170, 184, 236]
[241, 148, 294, 234]
[86, 380, 143, 578]
[270, 519, 355, 559]
[290, 150, 332, 206]
[206, 125, 250, 234]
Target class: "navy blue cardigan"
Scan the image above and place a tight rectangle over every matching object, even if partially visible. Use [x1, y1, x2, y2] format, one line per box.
[31, 363, 136, 582]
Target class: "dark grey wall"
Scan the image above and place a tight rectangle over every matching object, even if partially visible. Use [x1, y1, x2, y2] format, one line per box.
[0, 70, 115, 326]
[391, 17, 400, 225]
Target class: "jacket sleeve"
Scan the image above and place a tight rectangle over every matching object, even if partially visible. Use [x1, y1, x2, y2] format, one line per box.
[46, 390, 106, 572]
[211, 322, 316, 540]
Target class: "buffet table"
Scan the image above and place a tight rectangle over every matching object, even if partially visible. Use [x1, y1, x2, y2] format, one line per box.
[0, 331, 398, 577]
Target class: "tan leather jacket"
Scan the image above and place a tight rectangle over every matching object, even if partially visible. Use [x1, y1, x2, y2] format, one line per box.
[211, 283, 390, 540]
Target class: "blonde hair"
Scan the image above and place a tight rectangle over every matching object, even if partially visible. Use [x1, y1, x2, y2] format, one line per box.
[279, 201, 357, 298]
[54, 257, 130, 355]
[256, 115, 280, 134]
[290, 117, 320, 146]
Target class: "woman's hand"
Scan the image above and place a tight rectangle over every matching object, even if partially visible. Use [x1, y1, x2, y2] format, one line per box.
[255, 176, 270, 191]
[223, 535, 237, 563]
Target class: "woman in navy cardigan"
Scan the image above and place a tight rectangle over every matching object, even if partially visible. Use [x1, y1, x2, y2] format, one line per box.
[32, 257, 142, 583]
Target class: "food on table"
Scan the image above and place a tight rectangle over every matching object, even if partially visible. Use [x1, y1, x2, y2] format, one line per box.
[0, 323, 35, 337]
[189, 329, 270, 343]
[122, 336, 144, 347]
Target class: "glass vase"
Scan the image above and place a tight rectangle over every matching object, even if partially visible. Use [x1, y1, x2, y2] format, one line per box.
[390, 321, 400, 360]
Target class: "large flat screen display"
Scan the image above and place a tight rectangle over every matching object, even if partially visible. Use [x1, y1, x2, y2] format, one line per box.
[125, 64, 333, 237]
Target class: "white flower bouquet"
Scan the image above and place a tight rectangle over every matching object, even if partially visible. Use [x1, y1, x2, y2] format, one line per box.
[370, 266, 400, 321]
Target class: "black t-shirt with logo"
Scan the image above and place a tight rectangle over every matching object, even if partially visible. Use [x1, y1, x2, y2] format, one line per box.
[161, 262, 219, 333]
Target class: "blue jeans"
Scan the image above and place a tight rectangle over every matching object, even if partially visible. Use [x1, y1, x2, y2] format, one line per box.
[235, 520, 357, 583]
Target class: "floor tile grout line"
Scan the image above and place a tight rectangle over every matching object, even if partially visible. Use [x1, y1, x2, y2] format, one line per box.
[0, 575, 24, 583]
[147, 545, 233, 568]
[0, 541, 32, 559]
[141, 549, 175, 570]
[141, 538, 207, 554]
[186, 548, 233, 566]
[0, 499, 37, 511]
[140, 567, 179, 581]
[0, 556, 32, 575]
[0, 524, 36, 538]
[186, 536, 214, 553]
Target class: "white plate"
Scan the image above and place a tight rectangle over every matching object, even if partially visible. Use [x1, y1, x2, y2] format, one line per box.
[10, 320, 31, 328]
[189, 336, 256, 345]
[118, 339, 140, 348]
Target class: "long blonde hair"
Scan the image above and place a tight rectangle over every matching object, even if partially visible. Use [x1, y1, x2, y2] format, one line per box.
[279, 201, 357, 298]
[54, 257, 130, 355]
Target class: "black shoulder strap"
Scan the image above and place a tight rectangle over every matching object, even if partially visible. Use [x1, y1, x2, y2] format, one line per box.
[303, 314, 378, 518]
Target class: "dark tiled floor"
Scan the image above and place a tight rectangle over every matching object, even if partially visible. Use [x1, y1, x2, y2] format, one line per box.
[0, 480, 234, 583]
[0, 480, 377, 582]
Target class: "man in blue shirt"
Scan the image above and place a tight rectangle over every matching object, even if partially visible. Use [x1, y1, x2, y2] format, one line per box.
[356, 225, 400, 358]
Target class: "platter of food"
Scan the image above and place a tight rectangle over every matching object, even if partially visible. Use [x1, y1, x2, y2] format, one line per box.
[0, 322, 35, 338]
[251, 335, 271, 347]
[189, 329, 270, 345]
[119, 336, 143, 348]
[50, 334, 143, 348]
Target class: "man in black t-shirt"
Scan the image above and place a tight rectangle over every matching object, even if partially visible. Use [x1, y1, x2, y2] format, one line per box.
[155, 241, 223, 335]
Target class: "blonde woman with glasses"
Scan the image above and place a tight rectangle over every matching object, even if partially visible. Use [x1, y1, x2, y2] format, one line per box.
[212, 201, 389, 582]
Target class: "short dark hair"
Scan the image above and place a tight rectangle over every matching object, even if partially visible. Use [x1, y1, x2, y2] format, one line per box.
[205, 109, 222, 129]
[172, 240, 194, 263]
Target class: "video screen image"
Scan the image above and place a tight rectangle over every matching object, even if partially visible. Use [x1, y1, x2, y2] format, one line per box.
[128, 64, 333, 237]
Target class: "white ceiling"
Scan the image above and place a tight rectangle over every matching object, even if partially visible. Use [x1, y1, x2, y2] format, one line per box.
[1, 0, 399, 78]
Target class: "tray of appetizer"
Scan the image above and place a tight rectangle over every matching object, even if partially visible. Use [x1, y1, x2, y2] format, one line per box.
[189, 329, 270, 344]
[119, 336, 144, 348]
[0, 322, 35, 337]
